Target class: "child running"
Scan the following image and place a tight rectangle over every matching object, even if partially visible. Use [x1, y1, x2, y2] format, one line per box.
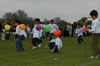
[15, 20, 27, 51]
[32, 18, 42, 49]
[75, 25, 84, 45]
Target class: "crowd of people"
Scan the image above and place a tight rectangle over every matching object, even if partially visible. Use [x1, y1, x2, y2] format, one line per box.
[0, 20, 93, 41]
[0, 18, 92, 53]
[0, 20, 30, 40]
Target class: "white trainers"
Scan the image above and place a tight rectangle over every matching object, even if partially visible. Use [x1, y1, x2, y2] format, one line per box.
[90, 56, 94, 59]
[38, 44, 41, 48]
[32, 46, 37, 49]
[90, 56, 98, 59]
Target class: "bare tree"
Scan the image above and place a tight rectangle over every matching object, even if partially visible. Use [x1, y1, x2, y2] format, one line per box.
[16, 10, 28, 21]
[3, 12, 14, 21]
[54, 17, 61, 23]
[3, 10, 32, 22]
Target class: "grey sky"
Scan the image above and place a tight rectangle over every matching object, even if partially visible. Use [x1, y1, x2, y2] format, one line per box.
[0, 0, 100, 23]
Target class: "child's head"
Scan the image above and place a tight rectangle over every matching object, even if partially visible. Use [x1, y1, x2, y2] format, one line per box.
[50, 19, 55, 24]
[15, 20, 21, 26]
[90, 10, 98, 20]
[76, 25, 81, 29]
[34, 18, 40, 24]
[53, 35, 57, 39]
[27, 24, 29, 27]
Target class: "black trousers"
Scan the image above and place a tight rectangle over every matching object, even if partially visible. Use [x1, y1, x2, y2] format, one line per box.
[48, 42, 59, 53]
[49, 33, 53, 41]
[78, 35, 83, 44]
[40, 37, 42, 43]
[83, 32, 86, 36]
[32, 38, 41, 46]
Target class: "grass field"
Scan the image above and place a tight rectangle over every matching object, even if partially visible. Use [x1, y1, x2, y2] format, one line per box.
[0, 36, 100, 66]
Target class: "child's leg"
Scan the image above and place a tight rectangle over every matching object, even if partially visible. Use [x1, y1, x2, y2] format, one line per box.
[40, 37, 42, 44]
[15, 34, 19, 39]
[37, 38, 42, 47]
[27, 33, 29, 39]
[36, 38, 41, 44]
[1, 33, 5, 40]
[83, 32, 86, 36]
[92, 34, 100, 57]
[48, 42, 59, 53]
[16, 35, 25, 51]
[54, 45, 59, 53]
[16, 36, 22, 50]
[48, 42, 55, 49]
[46, 32, 49, 38]
[80, 36, 84, 41]
[19, 35, 25, 50]
[78, 36, 81, 44]
[6, 34, 10, 40]
[10, 32, 13, 40]
[49, 33, 53, 41]
[19, 41, 24, 51]
[32, 38, 37, 47]
[92, 34, 99, 57]
[97, 34, 100, 55]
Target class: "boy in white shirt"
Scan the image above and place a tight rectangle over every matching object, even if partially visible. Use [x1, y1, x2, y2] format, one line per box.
[85, 10, 100, 58]
[32, 18, 42, 49]
[15, 20, 27, 51]
[75, 25, 84, 44]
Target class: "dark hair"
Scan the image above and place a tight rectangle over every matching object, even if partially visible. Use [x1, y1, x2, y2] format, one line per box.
[90, 10, 98, 16]
[15, 20, 21, 24]
[34, 18, 40, 22]
[51, 19, 54, 22]
[77, 24, 81, 27]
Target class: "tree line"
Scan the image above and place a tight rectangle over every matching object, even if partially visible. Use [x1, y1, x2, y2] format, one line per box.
[0, 9, 91, 28]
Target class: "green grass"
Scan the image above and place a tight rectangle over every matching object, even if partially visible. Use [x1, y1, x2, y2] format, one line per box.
[0, 37, 100, 66]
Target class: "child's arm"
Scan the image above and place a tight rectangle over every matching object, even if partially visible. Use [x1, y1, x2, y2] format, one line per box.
[31, 29, 34, 34]
[15, 26, 20, 35]
[51, 49, 55, 53]
[89, 22, 98, 33]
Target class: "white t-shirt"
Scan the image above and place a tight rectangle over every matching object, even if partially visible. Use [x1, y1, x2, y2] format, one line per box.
[15, 25, 27, 38]
[32, 25, 42, 38]
[55, 37, 63, 50]
[75, 28, 83, 37]
[88, 18, 100, 33]
[49, 24, 58, 33]
[50, 37, 63, 50]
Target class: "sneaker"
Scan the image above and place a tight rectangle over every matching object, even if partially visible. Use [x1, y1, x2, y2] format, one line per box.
[32, 46, 37, 49]
[38, 44, 41, 48]
[90, 56, 95, 59]
[90, 56, 98, 59]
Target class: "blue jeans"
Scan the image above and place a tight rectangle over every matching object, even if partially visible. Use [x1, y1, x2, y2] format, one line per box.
[16, 35, 25, 50]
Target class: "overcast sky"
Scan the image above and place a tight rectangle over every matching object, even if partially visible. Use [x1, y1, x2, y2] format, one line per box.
[0, 0, 100, 23]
